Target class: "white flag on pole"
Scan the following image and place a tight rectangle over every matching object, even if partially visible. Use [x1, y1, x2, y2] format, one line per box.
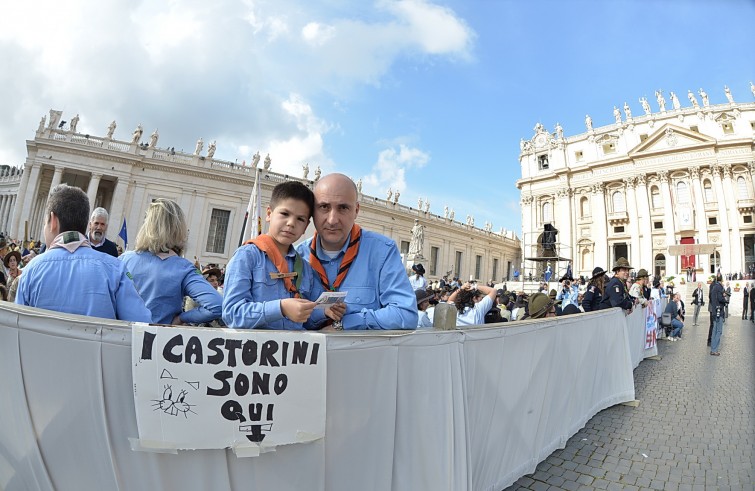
[244, 168, 263, 242]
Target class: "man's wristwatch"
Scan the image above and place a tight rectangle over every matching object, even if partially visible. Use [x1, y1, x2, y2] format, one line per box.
[332, 320, 344, 330]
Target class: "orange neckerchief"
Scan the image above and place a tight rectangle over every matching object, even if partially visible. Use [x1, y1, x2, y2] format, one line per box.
[245, 235, 300, 298]
[309, 224, 361, 291]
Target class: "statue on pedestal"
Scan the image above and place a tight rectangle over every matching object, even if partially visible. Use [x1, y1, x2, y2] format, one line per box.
[131, 124, 143, 144]
[585, 114, 593, 132]
[640, 97, 651, 115]
[724, 85, 734, 104]
[251, 151, 260, 169]
[194, 138, 204, 156]
[302, 163, 309, 179]
[386, 188, 393, 201]
[207, 140, 216, 159]
[106, 120, 116, 139]
[417, 197, 423, 210]
[555, 122, 564, 139]
[699, 88, 709, 107]
[449, 209, 455, 221]
[408, 219, 424, 258]
[655, 90, 666, 112]
[670, 91, 681, 110]
[750, 81, 755, 98]
[69, 114, 80, 133]
[623, 102, 632, 119]
[688, 90, 699, 109]
[356, 178, 362, 194]
[314, 166, 321, 181]
[444, 205, 449, 218]
[38, 116, 46, 133]
[263, 154, 271, 170]
[149, 129, 159, 148]
[613, 106, 621, 124]
[393, 191, 400, 204]
[424, 199, 430, 213]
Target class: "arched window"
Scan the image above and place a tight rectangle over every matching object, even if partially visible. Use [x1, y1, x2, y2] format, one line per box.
[542, 202, 553, 224]
[581, 248, 591, 270]
[676, 181, 690, 204]
[650, 186, 661, 209]
[580, 196, 590, 218]
[703, 179, 713, 202]
[709, 252, 720, 274]
[612, 191, 625, 213]
[737, 176, 749, 199]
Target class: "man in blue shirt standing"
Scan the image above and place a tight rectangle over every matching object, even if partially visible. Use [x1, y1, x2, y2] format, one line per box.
[15, 184, 151, 322]
[297, 173, 417, 330]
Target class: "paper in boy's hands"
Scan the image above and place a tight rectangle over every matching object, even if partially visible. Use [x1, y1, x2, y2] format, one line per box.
[313, 291, 347, 309]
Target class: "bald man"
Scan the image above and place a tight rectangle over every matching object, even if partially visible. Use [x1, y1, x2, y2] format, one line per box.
[297, 173, 417, 330]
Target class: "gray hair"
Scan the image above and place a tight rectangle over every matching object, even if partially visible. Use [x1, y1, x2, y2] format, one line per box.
[90, 207, 109, 222]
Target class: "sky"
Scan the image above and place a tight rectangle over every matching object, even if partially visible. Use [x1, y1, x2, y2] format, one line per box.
[1, 0, 753, 236]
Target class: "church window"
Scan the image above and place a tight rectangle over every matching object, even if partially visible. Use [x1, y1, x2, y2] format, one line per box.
[581, 248, 591, 270]
[611, 191, 625, 213]
[575, 151, 584, 162]
[614, 226, 625, 234]
[703, 180, 713, 202]
[708, 216, 717, 226]
[676, 181, 690, 204]
[640, 134, 648, 142]
[721, 122, 734, 134]
[602, 142, 616, 154]
[654, 221, 663, 229]
[205, 208, 230, 254]
[744, 215, 753, 224]
[579, 196, 590, 218]
[736, 176, 749, 199]
[690, 125, 699, 133]
[542, 202, 553, 224]
[650, 186, 661, 209]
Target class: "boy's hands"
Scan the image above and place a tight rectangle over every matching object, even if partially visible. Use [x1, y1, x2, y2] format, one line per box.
[324, 302, 346, 321]
[281, 298, 316, 323]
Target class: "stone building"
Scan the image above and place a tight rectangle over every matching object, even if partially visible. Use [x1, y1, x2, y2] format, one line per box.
[1, 111, 521, 283]
[517, 85, 755, 280]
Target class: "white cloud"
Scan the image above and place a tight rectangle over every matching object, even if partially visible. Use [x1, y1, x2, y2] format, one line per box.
[362, 144, 429, 196]
[301, 22, 336, 46]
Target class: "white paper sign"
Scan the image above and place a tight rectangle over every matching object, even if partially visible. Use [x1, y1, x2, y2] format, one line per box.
[132, 325, 326, 453]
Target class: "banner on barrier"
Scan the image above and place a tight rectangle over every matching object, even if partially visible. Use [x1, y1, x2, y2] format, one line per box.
[645, 303, 657, 349]
[132, 324, 326, 452]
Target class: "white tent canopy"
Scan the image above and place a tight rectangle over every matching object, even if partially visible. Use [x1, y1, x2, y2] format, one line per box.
[666, 243, 719, 256]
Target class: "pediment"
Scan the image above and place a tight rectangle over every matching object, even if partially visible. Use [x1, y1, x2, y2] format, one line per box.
[714, 112, 736, 123]
[628, 123, 715, 155]
[595, 133, 619, 144]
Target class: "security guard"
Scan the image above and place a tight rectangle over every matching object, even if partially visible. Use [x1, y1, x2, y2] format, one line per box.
[599, 257, 634, 311]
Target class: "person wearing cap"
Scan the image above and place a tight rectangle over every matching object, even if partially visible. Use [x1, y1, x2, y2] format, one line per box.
[581, 267, 607, 312]
[524, 292, 556, 319]
[416, 289, 434, 328]
[447, 281, 496, 326]
[599, 257, 634, 311]
[629, 269, 650, 307]
[556, 275, 579, 309]
[409, 263, 428, 291]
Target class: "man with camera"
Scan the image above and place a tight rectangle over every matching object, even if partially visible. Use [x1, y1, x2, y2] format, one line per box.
[707, 275, 728, 355]
[556, 275, 579, 309]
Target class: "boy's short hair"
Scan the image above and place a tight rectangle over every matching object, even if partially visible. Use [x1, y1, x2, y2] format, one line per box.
[46, 184, 90, 234]
[270, 181, 315, 217]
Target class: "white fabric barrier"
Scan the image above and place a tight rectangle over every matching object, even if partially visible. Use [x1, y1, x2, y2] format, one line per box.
[0, 304, 637, 491]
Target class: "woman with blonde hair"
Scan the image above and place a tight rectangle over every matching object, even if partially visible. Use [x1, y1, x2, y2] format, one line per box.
[119, 199, 222, 325]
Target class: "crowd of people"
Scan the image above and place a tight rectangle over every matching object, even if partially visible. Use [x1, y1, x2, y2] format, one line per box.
[4, 176, 754, 356]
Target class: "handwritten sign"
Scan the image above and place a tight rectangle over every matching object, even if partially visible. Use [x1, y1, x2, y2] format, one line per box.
[132, 325, 326, 454]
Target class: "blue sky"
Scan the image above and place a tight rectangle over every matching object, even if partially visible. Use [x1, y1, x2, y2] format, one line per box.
[1, 0, 753, 237]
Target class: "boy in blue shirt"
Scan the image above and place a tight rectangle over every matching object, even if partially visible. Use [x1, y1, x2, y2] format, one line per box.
[222, 181, 343, 329]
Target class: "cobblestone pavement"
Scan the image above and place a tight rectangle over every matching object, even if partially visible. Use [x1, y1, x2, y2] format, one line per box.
[505, 316, 755, 491]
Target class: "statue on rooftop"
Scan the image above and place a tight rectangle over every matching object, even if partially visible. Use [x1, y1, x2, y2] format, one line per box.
[640, 96, 651, 115]
[699, 88, 709, 107]
[724, 85, 734, 104]
[449, 209, 455, 221]
[69, 114, 80, 133]
[670, 91, 681, 110]
[251, 151, 260, 169]
[386, 187, 393, 201]
[38, 116, 46, 133]
[194, 138, 203, 156]
[655, 90, 666, 112]
[148, 129, 159, 148]
[356, 178, 362, 194]
[207, 140, 216, 159]
[585, 114, 593, 132]
[131, 124, 143, 144]
[263, 154, 271, 170]
[555, 122, 564, 139]
[314, 165, 321, 181]
[302, 162, 309, 179]
[687, 90, 699, 109]
[623, 102, 632, 119]
[106, 120, 116, 139]
[613, 106, 622, 124]
[394, 190, 400, 203]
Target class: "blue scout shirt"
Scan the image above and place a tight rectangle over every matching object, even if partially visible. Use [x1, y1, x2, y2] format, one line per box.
[222, 243, 315, 330]
[16, 246, 152, 322]
[120, 251, 222, 325]
[297, 230, 418, 330]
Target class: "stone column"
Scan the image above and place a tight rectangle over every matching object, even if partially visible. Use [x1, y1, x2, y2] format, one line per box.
[49, 166, 64, 192]
[657, 171, 677, 272]
[0, 196, 8, 232]
[521, 194, 534, 262]
[10, 163, 38, 239]
[710, 164, 731, 273]
[108, 177, 129, 243]
[8, 196, 17, 234]
[185, 192, 207, 261]
[556, 188, 572, 260]
[634, 174, 653, 270]
[4, 196, 13, 234]
[624, 177, 641, 268]
[689, 166, 709, 273]
[720, 164, 741, 272]
[591, 184, 608, 268]
[87, 173, 102, 211]
[126, 183, 147, 250]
